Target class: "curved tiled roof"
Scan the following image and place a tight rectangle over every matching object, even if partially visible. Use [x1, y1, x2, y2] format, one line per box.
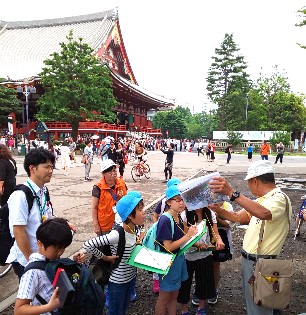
[0, 10, 116, 80]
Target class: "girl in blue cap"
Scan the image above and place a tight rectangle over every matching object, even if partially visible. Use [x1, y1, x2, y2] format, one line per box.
[155, 185, 198, 315]
[83, 192, 145, 315]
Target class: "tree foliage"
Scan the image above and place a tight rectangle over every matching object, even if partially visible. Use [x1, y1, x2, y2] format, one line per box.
[0, 79, 21, 124]
[250, 67, 306, 132]
[226, 130, 243, 147]
[206, 33, 251, 130]
[152, 108, 187, 139]
[296, 8, 306, 49]
[269, 131, 291, 147]
[37, 31, 118, 141]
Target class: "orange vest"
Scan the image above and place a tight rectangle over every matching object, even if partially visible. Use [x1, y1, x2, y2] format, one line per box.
[95, 178, 127, 232]
[261, 144, 270, 155]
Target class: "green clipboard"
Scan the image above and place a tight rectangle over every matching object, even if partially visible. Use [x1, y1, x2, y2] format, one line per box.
[126, 244, 176, 275]
[177, 223, 207, 257]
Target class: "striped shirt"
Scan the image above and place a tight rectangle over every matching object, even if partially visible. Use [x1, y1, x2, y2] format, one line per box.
[83, 229, 136, 284]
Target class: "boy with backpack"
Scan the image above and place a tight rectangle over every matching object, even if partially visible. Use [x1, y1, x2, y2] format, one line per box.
[14, 218, 87, 315]
[83, 192, 145, 315]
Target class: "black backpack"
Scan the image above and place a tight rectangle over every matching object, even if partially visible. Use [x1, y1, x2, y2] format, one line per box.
[24, 258, 105, 315]
[89, 224, 126, 287]
[0, 184, 39, 265]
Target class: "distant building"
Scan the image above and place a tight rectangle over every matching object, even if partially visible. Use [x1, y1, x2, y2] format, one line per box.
[0, 9, 174, 140]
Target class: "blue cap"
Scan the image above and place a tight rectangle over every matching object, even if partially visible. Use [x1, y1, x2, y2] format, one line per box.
[116, 194, 143, 222]
[167, 178, 181, 188]
[165, 185, 181, 201]
[127, 191, 142, 198]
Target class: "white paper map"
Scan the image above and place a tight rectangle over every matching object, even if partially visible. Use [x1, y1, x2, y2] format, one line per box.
[180, 220, 205, 249]
[178, 172, 229, 210]
[133, 247, 173, 271]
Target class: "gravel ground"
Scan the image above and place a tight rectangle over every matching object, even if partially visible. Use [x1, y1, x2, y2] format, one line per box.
[2, 172, 306, 315]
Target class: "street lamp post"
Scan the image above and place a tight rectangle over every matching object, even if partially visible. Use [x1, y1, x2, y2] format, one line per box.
[17, 79, 36, 152]
[245, 93, 249, 120]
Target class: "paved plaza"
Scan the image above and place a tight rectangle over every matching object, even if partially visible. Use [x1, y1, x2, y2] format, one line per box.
[0, 150, 305, 311]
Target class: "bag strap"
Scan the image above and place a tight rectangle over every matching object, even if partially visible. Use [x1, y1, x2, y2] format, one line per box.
[23, 260, 49, 273]
[108, 189, 118, 202]
[111, 224, 126, 270]
[163, 212, 175, 238]
[256, 192, 290, 255]
[15, 184, 36, 214]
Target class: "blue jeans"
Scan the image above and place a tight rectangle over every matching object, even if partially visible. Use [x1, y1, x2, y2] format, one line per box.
[108, 277, 136, 315]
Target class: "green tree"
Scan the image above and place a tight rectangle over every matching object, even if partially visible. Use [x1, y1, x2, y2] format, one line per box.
[37, 31, 118, 141]
[296, 8, 306, 49]
[174, 106, 192, 121]
[269, 131, 291, 147]
[152, 110, 187, 138]
[252, 66, 306, 132]
[0, 79, 21, 124]
[206, 33, 251, 130]
[226, 130, 243, 147]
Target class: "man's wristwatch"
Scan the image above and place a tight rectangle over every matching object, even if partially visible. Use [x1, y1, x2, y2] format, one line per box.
[230, 190, 240, 202]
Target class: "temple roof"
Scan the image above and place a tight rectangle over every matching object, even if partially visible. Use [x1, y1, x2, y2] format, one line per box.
[0, 9, 174, 107]
[0, 10, 117, 80]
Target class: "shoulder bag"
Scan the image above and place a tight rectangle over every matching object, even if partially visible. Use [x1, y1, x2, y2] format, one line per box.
[248, 193, 293, 309]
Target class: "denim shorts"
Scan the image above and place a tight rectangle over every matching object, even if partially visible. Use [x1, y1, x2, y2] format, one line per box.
[159, 254, 188, 292]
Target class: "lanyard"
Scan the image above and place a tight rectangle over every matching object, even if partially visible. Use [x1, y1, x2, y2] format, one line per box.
[26, 180, 47, 221]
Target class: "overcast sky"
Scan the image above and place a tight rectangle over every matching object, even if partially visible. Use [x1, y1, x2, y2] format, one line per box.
[1, 0, 305, 112]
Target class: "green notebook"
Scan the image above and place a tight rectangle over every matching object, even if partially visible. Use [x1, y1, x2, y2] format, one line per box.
[177, 222, 207, 257]
[126, 244, 176, 275]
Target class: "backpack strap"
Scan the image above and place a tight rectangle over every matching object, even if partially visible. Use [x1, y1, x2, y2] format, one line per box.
[24, 260, 49, 273]
[23, 260, 51, 307]
[111, 224, 126, 270]
[15, 184, 36, 214]
[162, 212, 175, 238]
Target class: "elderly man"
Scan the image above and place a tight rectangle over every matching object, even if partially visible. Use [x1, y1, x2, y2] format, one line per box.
[91, 159, 127, 235]
[209, 160, 292, 315]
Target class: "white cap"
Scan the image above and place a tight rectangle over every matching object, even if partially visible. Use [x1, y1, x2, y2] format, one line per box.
[244, 160, 274, 180]
[100, 159, 117, 173]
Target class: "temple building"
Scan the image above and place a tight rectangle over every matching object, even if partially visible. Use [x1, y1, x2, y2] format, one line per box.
[0, 9, 173, 140]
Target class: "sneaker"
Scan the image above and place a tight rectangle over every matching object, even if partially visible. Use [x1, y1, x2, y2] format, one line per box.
[191, 297, 199, 306]
[153, 279, 160, 294]
[196, 308, 207, 315]
[208, 290, 219, 305]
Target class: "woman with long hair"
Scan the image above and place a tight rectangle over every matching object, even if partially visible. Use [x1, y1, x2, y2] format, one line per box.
[0, 144, 17, 206]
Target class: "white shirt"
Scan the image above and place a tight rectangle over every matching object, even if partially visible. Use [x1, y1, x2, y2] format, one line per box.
[17, 253, 56, 315]
[7, 179, 53, 266]
[181, 210, 217, 261]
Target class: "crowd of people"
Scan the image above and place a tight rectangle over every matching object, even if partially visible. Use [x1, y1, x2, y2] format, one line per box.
[0, 135, 296, 315]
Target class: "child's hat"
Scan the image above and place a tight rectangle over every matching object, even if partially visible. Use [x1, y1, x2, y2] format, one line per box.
[127, 191, 142, 198]
[116, 194, 143, 221]
[167, 178, 181, 188]
[165, 185, 181, 201]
